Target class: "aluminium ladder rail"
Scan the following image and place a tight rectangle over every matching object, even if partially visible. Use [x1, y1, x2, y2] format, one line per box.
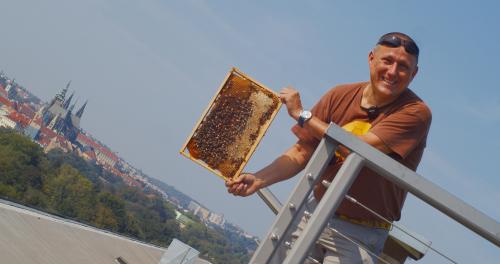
[250, 123, 500, 264]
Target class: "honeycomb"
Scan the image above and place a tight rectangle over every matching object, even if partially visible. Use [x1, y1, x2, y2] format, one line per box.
[181, 68, 281, 180]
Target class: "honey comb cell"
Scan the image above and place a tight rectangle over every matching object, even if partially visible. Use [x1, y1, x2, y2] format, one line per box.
[181, 68, 281, 180]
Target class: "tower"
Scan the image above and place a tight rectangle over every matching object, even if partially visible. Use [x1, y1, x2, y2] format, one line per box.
[63, 92, 74, 109]
[47, 114, 60, 130]
[69, 98, 78, 112]
[42, 81, 87, 143]
[44, 81, 74, 127]
[54, 80, 71, 103]
[75, 100, 87, 119]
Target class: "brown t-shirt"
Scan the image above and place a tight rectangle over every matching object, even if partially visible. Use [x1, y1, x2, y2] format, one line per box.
[293, 82, 432, 222]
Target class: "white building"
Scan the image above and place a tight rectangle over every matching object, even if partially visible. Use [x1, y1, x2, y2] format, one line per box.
[94, 149, 117, 167]
[0, 115, 16, 129]
[196, 207, 210, 221]
[188, 201, 201, 213]
[208, 213, 225, 227]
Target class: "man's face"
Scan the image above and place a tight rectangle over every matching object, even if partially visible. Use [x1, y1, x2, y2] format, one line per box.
[368, 45, 418, 100]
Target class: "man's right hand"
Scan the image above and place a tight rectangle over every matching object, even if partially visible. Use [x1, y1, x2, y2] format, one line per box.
[225, 173, 263, 197]
[279, 86, 303, 121]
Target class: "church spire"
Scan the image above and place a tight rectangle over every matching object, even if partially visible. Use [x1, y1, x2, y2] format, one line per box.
[75, 100, 87, 118]
[68, 98, 78, 112]
[55, 80, 71, 102]
[63, 92, 74, 109]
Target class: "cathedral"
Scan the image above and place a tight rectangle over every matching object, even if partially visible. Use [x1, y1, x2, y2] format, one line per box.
[42, 81, 87, 142]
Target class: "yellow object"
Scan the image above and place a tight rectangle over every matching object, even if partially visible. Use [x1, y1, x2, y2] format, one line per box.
[337, 214, 392, 230]
[342, 120, 372, 135]
[335, 120, 372, 161]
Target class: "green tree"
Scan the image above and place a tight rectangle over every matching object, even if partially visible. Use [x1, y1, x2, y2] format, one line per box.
[0, 128, 44, 194]
[97, 191, 127, 230]
[43, 164, 95, 221]
[0, 183, 19, 199]
[22, 187, 48, 208]
[123, 212, 144, 239]
[94, 204, 119, 230]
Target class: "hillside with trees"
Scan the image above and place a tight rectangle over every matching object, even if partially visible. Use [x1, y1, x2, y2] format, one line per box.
[0, 128, 255, 263]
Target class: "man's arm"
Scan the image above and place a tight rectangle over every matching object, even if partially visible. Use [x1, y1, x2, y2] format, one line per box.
[226, 118, 391, 196]
[299, 114, 392, 155]
[226, 87, 393, 197]
[226, 141, 315, 196]
[282, 86, 392, 155]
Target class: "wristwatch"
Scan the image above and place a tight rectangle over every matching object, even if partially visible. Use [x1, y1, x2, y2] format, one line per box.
[298, 110, 312, 127]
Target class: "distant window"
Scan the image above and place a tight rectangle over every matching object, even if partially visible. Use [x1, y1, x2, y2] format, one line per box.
[115, 257, 128, 264]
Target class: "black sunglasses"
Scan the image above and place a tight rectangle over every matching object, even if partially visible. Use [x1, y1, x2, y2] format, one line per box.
[377, 35, 419, 57]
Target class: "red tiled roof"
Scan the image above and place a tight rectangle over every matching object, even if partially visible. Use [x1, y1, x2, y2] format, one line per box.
[76, 133, 119, 163]
[100, 148, 118, 163]
[7, 111, 30, 128]
[40, 126, 58, 139]
[18, 103, 36, 119]
[38, 137, 51, 146]
[36, 127, 57, 147]
[0, 95, 12, 107]
[37, 129, 70, 149]
[106, 167, 141, 188]
[76, 133, 94, 146]
[55, 135, 67, 145]
[0, 86, 7, 98]
[32, 116, 43, 126]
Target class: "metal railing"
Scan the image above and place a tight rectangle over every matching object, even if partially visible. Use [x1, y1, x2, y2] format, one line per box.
[250, 123, 500, 264]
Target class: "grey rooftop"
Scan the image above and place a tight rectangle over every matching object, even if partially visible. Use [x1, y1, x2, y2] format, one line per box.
[0, 199, 210, 264]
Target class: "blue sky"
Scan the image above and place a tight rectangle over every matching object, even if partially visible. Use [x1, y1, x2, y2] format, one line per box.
[0, 0, 498, 262]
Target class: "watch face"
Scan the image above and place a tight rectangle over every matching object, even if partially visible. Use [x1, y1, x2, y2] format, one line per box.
[302, 110, 312, 119]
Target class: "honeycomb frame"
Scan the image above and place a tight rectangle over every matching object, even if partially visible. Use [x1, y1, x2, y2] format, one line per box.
[180, 68, 282, 180]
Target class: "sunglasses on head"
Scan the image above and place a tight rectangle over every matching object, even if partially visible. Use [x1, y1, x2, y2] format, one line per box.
[377, 35, 419, 57]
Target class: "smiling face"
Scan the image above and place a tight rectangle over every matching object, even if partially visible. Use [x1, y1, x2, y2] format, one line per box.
[368, 45, 419, 104]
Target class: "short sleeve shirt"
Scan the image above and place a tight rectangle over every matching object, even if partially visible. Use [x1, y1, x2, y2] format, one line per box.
[293, 82, 432, 221]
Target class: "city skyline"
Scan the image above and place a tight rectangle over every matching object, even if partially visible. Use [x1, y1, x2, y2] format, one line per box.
[0, 72, 245, 236]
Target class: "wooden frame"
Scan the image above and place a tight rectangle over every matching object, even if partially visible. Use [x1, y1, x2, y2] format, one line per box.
[180, 67, 282, 180]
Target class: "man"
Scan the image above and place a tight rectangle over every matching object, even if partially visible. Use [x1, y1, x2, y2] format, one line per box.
[226, 32, 431, 263]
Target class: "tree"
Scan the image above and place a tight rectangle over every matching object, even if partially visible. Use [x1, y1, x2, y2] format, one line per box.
[43, 164, 95, 221]
[97, 191, 126, 231]
[94, 204, 119, 231]
[0, 129, 44, 194]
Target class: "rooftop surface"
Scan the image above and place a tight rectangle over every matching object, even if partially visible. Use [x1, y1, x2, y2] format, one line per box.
[0, 199, 209, 264]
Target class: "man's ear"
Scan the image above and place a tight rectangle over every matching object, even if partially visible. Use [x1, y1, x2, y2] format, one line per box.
[368, 50, 375, 65]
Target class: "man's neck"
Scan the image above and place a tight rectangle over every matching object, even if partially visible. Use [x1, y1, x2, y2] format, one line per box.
[361, 84, 398, 109]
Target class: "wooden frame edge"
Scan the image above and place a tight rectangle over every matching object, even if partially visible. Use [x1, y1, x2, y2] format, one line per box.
[180, 151, 227, 180]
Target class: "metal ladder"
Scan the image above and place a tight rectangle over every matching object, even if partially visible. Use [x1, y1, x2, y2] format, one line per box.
[250, 123, 500, 264]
